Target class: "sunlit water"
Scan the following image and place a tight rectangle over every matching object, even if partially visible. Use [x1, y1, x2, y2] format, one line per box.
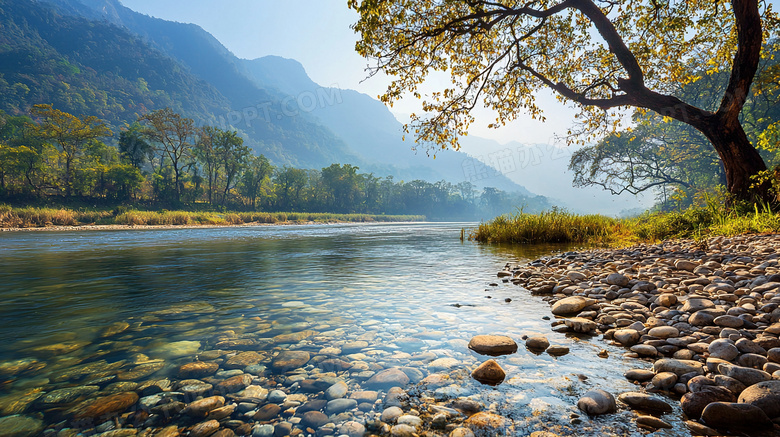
[0, 223, 689, 435]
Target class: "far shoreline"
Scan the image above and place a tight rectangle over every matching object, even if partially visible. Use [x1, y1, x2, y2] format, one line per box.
[0, 220, 436, 232]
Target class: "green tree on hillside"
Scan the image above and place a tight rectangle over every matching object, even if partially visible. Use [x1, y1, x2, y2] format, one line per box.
[29, 104, 112, 197]
[350, 0, 779, 203]
[139, 108, 197, 204]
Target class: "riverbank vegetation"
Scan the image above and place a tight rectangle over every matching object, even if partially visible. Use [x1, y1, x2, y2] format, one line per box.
[0, 204, 423, 228]
[0, 107, 550, 222]
[471, 202, 780, 245]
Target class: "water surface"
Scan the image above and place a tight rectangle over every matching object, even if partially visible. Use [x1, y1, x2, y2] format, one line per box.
[0, 223, 687, 435]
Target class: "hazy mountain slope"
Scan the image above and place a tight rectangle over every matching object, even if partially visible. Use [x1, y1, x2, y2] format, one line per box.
[458, 136, 652, 215]
[0, 0, 232, 126]
[32, 0, 360, 168]
[242, 56, 530, 193]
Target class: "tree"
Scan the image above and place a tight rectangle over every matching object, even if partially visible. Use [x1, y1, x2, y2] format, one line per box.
[195, 126, 220, 205]
[118, 123, 153, 170]
[239, 154, 273, 209]
[139, 108, 196, 204]
[570, 49, 780, 203]
[215, 130, 250, 206]
[29, 104, 111, 196]
[350, 0, 779, 202]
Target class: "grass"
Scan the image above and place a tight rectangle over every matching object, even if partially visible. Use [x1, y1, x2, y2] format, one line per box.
[0, 204, 425, 228]
[470, 204, 780, 245]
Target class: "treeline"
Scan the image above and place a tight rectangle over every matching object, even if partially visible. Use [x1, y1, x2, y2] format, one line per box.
[0, 106, 548, 219]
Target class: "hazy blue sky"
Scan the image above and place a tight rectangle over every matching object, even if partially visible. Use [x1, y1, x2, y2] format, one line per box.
[119, 0, 574, 146]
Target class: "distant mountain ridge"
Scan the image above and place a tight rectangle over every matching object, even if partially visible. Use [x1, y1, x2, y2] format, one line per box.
[8, 0, 537, 195]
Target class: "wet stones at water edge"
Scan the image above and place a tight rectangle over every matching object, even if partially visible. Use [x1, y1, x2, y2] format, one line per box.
[467, 334, 518, 356]
[507, 233, 780, 433]
[471, 359, 506, 386]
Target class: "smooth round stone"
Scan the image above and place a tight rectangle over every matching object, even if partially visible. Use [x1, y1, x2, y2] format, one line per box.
[567, 271, 587, 281]
[767, 348, 780, 363]
[617, 392, 672, 413]
[464, 412, 512, 433]
[325, 398, 357, 414]
[613, 329, 641, 346]
[467, 335, 518, 356]
[253, 403, 281, 421]
[177, 361, 219, 379]
[190, 420, 220, 437]
[624, 369, 655, 382]
[225, 351, 264, 369]
[713, 375, 746, 395]
[709, 339, 739, 361]
[653, 358, 704, 376]
[738, 380, 780, 418]
[657, 294, 678, 307]
[183, 396, 225, 418]
[738, 353, 768, 369]
[735, 338, 766, 355]
[428, 357, 460, 370]
[471, 359, 506, 386]
[325, 381, 348, 400]
[449, 428, 476, 437]
[546, 345, 569, 357]
[381, 406, 404, 423]
[397, 415, 423, 428]
[636, 415, 672, 429]
[551, 296, 596, 315]
[689, 311, 715, 326]
[648, 326, 679, 339]
[301, 411, 329, 428]
[71, 391, 139, 420]
[270, 351, 310, 371]
[267, 389, 286, 404]
[252, 425, 274, 437]
[630, 344, 657, 357]
[700, 402, 772, 429]
[339, 421, 366, 437]
[525, 336, 550, 352]
[0, 415, 44, 437]
[577, 389, 616, 415]
[563, 317, 597, 333]
[718, 363, 771, 387]
[681, 298, 715, 313]
[365, 368, 410, 389]
[651, 371, 678, 390]
[714, 314, 744, 328]
[607, 273, 630, 286]
[681, 387, 735, 419]
[390, 424, 418, 437]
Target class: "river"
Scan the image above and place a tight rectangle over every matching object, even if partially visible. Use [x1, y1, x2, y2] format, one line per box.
[0, 222, 688, 436]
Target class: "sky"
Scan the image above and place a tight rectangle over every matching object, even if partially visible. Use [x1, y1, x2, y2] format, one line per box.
[119, 0, 576, 147]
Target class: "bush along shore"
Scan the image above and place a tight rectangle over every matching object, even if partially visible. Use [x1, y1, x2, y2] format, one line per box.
[502, 232, 780, 435]
[0, 205, 425, 229]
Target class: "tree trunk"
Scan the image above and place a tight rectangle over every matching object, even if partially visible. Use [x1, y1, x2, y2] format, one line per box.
[699, 116, 769, 203]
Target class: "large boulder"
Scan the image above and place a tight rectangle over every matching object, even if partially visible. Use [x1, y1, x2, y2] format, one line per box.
[551, 296, 596, 316]
[681, 387, 734, 419]
[577, 389, 616, 415]
[738, 380, 780, 419]
[700, 402, 772, 429]
[468, 335, 518, 356]
[471, 360, 506, 386]
[718, 364, 771, 387]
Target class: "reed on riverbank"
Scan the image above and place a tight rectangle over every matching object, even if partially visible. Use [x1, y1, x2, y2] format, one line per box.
[470, 204, 780, 244]
[0, 204, 425, 228]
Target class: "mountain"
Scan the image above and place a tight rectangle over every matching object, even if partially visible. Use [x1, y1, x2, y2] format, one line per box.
[13, 0, 536, 195]
[457, 136, 653, 215]
[241, 56, 530, 193]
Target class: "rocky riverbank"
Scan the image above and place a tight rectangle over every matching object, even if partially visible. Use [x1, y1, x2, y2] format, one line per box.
[507, 232, 780, 435]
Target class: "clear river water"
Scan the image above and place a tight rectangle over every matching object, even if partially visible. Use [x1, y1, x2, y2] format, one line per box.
[0, 222, 689, 436]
